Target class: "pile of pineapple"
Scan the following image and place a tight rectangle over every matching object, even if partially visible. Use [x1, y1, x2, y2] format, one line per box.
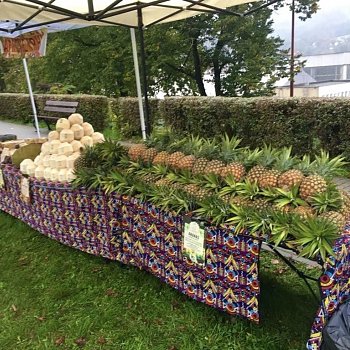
[70, 132, 349, 261]
[19, 113, 105, 183]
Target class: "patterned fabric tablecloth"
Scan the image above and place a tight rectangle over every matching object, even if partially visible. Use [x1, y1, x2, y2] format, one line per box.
[1, 165, 350, 349]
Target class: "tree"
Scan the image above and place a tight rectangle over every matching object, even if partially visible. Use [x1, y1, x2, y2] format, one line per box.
[145, 5, 289, 96]
[0, 0, 319, 97]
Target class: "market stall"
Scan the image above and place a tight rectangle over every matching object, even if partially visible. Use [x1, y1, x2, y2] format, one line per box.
[1, 118, 350, 349]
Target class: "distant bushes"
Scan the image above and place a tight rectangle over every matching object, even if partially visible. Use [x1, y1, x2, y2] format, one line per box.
[1, 93, 350, 158]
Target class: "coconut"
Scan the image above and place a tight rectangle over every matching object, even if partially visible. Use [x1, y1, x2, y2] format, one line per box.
[58, 142, 73, 157]
[48, 130, 60, 142]
[68, 113, 84, 125]
[50, 168, 59, 182]
[82, 122, 94, 136]
[60, 129, 74, 143]
[50, 140, 61, 154]
[35, 165, 45, 179]
[67, 152, 80, 169]
[43, 155, 51, 167]
[70, 124, 84, 140]
[56, 118, 70, 132]
[27, 163, 36, 177]
[66, 169, 76, 182]
[80, 136, 93, 147]
[34, 155, 43, 166]
[58, 169, 68, 182]
[49, 155, 57, 168]
[92, 132, 105, 145]
[70, 140, 83, 153]
[56, 155, 68, 169]
[20, 159, 34, 175]
[44, 167, 52, 181]
[41, 141, 51, 155]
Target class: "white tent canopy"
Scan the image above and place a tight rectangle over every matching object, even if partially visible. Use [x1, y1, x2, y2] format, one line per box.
[0, 0, 270, 139]
[0, 1, 262, 31]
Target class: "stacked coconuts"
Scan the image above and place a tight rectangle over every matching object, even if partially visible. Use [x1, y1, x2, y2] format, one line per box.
[20, 114, 105, 182]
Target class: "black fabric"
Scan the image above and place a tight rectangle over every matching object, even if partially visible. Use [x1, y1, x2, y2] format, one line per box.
[322, 300, 350, 350]
[0, 134, 16, 142]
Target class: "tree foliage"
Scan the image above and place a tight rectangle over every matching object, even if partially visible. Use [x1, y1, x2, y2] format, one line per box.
[0, 0, 319, 97]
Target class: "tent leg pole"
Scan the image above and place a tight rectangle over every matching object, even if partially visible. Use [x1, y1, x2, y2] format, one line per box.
[137, 8, 151, 137]
[130, 28, 147, 141]
[23, 58, 40, 138]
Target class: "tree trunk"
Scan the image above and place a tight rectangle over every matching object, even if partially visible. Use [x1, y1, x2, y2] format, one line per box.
[213, 36, 225, 96]
[191, 37, 207, 96]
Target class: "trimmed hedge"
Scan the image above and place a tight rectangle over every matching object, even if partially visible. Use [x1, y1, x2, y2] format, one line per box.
[159, 97, 350, 157]
[2, 93, 350, 158]
[0, 93, 109, 131]
[109, 97, 160, 138]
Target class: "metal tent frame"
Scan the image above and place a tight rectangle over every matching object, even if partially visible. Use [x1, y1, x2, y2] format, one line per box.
[0, 0, 283, 138]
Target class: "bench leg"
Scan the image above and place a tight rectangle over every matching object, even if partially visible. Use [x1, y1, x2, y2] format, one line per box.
[45, 120, 52, 131]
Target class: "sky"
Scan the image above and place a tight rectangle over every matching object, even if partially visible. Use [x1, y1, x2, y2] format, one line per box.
[271, 0, 350, 43]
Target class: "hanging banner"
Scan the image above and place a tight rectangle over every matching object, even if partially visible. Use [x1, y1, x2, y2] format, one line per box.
[0, 29, 47, 59]
[182, 216, 206, 266]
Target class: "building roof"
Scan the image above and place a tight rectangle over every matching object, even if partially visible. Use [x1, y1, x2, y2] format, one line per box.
[281, 70, 316, 87]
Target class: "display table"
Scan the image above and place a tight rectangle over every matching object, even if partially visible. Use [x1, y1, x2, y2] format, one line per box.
[0, 165, 349, 349]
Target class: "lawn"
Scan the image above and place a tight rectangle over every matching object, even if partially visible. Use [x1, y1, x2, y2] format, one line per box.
[0, 211, 321, 350]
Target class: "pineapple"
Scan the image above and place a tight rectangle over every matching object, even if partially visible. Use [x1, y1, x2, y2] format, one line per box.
[192, 158, 209, 175]
[339, 190, 350, 220]
[141, 173, 158, 184]
[258, 169, 281, 189]
[152, 151, 169, 165]
[141, 147, 158, 163]
[256, 146, 295, 189]
[221, 162, 246, 181]
[278, 169, 304, 190]
[183, 184, 210, 201]
[252, 198, 272, 211]
[310, 150, 348, 179]
[204, 159, 225, 176]
[177, 155, 196, 170]
[246, 165, 266, 183]
[231, 196, 252, 208]
[292, 205, 315, 219]
[309, 183, 343, 214]
[299, 175, 327, 201]
[319, 211, 346, 232]
[166, 151, 185, 168]
[74, 146, 99, 171]
[128, 143, 147, 161]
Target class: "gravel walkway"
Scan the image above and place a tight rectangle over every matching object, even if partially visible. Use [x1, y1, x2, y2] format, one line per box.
[0, 120, 48, 139]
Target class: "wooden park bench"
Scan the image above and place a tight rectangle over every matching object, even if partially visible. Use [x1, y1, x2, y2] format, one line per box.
[33, 100, 79, 131]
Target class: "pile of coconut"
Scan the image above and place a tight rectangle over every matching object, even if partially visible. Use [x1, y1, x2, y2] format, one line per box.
[20, 114, 104, 182]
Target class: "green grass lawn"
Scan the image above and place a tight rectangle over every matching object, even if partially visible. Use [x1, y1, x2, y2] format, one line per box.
[0, 211, 321, 350]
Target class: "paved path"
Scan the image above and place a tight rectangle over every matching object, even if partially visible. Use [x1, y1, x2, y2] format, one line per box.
[0, 120, 48, 139]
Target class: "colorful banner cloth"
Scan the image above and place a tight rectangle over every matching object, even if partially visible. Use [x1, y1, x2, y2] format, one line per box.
[307, 228, 350, 349]
[1, 165, 350, 349]
[0, 29, 47, 58]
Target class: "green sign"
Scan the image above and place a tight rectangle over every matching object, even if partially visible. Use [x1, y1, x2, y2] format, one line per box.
[183, 219, 206, 266]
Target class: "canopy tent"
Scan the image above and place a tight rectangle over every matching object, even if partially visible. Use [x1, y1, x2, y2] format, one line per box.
[0, 0, 278, 138]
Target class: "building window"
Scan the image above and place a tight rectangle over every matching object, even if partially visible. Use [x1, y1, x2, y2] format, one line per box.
[305, 65, 343, 81]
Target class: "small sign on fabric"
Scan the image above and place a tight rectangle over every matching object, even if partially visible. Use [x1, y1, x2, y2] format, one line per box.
[0, 168, 4, 188]
[21, 177, 30, 202]
[182, 216, 206, 266]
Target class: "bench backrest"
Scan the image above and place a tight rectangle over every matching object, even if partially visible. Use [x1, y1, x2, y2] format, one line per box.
[43, 100, 78, 115]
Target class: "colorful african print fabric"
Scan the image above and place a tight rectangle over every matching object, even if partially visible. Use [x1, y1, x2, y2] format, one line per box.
[307, 224, 350, 349]
[1, 165, 350, 349]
